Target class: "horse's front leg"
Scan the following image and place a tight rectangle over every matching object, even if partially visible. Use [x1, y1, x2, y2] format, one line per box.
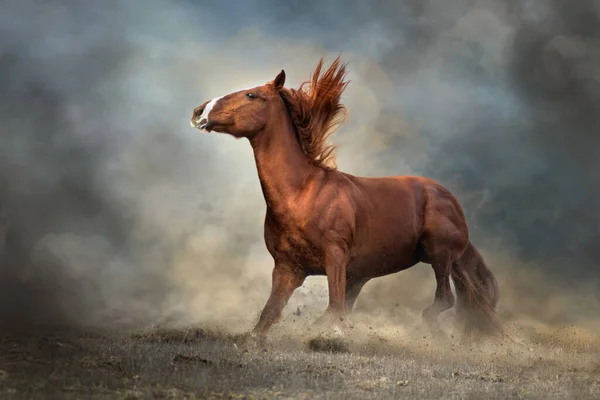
[322, 244, 349, 331]
[250, 263, 305, 339]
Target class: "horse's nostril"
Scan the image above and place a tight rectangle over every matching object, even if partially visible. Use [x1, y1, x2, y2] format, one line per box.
[190, 110, 206, 128]
[193, 105, 205, 119]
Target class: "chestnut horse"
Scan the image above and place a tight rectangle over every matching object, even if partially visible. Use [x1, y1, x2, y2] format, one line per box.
[190, 58, 502, 342]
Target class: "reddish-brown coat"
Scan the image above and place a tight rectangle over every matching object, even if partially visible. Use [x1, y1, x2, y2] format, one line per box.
[191, 57, 503, 342]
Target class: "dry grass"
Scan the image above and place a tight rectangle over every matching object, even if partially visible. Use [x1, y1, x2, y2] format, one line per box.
[0, 315, 599, 399]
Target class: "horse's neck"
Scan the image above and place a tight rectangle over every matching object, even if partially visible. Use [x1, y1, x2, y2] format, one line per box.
[250, 113, 319, 216]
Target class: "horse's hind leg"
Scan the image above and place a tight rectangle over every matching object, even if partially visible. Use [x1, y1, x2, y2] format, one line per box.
[422, 256, 455, 340]
[420, 188, 469, 341]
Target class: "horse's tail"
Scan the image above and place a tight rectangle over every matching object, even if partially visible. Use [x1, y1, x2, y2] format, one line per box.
[451, 241, 503, 339]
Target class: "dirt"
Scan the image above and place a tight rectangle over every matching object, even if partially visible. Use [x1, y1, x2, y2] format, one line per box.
[0, 316, 599, 400]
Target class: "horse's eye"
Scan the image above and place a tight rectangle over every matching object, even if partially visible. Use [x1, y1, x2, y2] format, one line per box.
[246, 92, 257, 99]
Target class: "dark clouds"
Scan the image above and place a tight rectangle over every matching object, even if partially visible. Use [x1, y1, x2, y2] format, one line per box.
[1, 0, 599, 329]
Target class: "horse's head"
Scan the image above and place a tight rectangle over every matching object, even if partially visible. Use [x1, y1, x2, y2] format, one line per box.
[191, 70, 286, 138]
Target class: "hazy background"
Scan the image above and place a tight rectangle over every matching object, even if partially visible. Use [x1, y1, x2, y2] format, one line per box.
[1, 0, 599, 333]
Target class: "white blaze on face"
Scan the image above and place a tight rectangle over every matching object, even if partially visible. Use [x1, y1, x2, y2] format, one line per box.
[190, 94, 224, 132]
[190, 85, 260, 132]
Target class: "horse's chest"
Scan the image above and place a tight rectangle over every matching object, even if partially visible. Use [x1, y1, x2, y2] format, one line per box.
[266, 220, 324, 270]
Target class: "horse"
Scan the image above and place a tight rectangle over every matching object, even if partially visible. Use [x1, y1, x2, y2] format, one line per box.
[190, 57, 503, 343]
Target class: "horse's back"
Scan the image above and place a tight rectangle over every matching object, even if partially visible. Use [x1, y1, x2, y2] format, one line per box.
[335, 174, 427, 274]
[342, 173, 461, 212]
[340, 173, 436, 210]
[335, 173, 467, 276]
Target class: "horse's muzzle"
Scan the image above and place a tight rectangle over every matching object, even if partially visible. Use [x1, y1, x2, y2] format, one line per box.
[203, 120, 215, 131]
[190, 102, 208, 129]
[190, 116, 215, 133]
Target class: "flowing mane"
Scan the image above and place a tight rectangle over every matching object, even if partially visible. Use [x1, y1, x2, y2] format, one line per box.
[279, 57, 349, 170]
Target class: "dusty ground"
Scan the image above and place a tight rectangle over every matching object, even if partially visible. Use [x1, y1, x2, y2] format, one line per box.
[0, 314, 599, 400]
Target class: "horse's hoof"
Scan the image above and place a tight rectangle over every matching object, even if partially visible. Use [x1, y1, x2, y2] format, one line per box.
[312, 312, 348, 328]
[332, 325, 345, 337]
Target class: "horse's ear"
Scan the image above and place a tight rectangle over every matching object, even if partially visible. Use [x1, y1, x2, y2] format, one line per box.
[273, 69, 286, 91]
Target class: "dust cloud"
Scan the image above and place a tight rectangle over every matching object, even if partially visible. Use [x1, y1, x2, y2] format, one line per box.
[0, 0, 599, 359]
